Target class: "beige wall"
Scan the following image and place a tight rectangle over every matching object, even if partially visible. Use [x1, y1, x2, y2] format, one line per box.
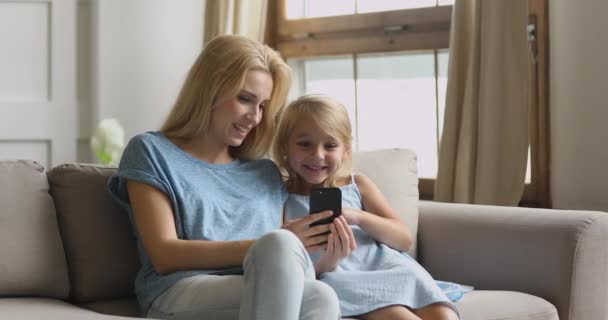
[96, 0, 205, 141]
[550, 0, 608, 211]
[75, 0, 205, 163]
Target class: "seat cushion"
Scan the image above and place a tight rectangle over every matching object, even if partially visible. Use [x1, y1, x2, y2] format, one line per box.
[353, 149, 419, 258]
[47, 164, 139, 303]
[0, 298, 143, 319]
[456, 290, 558, 320]
[0, 160, 69, 299]
[342, 290, 557, 320]
[80, 298, 140, 318]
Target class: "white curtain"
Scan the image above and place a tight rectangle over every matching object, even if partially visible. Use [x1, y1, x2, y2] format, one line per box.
[435, 0, 532, 206]
[203, 0, 268, 44]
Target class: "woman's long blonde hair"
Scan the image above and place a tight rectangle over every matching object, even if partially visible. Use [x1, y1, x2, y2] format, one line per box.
[161, 35, 291, 160]
[273, 94, 353, 190]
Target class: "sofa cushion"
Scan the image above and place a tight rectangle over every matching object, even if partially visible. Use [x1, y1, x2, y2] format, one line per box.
[353, 149, 419, 258]
[47, 164, 139, 303]
[456, 290, 559, 320]
[0, 298, 141, 319]
[79, 298, 140, 318]
[343, 291, 558, 320]
[0, 160, 69, 299]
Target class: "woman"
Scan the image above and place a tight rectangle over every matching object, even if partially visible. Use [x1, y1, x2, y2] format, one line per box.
[108, 35, 340, 320]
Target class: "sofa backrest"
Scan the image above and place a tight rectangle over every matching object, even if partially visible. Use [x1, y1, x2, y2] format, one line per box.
[0, 160, 70, 299]
[47, 164, 139, 303]
[353, 148, 419, 258]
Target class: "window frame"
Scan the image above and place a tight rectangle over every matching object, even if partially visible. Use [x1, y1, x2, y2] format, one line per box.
[522, 0, 550, 208]
[274, 3, 451, 57]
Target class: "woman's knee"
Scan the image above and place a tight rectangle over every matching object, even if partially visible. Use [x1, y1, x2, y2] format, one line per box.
[246, 229, 303, 264]
[302, 281, 340, 318]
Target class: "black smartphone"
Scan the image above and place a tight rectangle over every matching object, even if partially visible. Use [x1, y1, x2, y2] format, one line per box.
[309, 187, 342, 227]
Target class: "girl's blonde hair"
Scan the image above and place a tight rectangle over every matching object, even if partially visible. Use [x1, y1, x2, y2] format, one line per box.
[161, 35, 291, 160]
[273, 94, 353, 189]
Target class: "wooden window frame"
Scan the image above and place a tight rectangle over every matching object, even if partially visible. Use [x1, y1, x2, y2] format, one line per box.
[271, 0, 550, 208]
[522, 0, 550, 208]
[274, 3, 451, 57]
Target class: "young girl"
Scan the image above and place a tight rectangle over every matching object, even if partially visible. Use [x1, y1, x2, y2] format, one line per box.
[275, 94, 460, 320]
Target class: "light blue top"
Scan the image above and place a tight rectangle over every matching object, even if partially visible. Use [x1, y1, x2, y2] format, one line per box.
[285, 179, 460, 317]
[107, 131, 287, 314]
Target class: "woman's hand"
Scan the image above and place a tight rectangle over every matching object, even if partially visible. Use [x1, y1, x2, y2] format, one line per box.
[282, 210, 333, 253]
[314, 216, 357, 275]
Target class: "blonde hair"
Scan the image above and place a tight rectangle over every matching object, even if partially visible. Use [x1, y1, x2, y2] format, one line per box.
[161, 35, 291, 160]
[273, 94, 353, 189]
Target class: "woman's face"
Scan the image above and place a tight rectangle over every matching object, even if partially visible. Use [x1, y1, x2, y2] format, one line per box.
[210, 69, 273, 148]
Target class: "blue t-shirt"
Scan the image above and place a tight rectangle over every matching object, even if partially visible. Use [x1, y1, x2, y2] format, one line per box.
[107, 131, 287, 314]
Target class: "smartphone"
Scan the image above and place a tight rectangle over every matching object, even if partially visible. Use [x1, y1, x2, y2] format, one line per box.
[309, 187, 342, 227]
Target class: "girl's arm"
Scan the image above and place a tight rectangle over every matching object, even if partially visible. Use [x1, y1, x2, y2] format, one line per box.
[343, 174, 413, 252]
[127, 180, 254, 275]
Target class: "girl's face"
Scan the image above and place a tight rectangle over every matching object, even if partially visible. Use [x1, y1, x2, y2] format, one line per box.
[209, 69, 273, 148]
[286, 116, 347, 188]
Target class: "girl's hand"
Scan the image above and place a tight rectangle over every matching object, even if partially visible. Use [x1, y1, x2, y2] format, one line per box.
[341, 207, 364, 225]
[314, 216, 357, 275]
[282, 210, 333, 253]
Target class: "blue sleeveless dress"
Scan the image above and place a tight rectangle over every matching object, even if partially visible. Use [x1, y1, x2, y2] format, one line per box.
[284, 180, 458, 317]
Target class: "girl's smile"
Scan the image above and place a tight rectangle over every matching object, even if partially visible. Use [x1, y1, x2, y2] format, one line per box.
[287, 115, 346, 188]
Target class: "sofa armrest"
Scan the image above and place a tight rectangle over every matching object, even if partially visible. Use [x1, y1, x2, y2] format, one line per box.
[418, 201, 608, 320]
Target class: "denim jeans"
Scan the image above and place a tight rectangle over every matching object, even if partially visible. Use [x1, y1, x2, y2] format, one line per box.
[147, 230, 340, 320]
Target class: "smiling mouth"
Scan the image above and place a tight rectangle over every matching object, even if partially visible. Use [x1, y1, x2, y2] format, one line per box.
[304, 164, 327, 171]
[233, 123, 251, 135]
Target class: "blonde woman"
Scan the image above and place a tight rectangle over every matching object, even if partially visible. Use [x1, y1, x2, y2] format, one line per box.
[108, 36, 339, 320]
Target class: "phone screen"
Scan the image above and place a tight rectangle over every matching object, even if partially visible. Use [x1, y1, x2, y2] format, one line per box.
[309, 187, 342, 227]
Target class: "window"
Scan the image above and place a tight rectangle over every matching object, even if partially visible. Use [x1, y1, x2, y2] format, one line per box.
[287, 50, 448, 179]
[273, 0, 549, 206]
[274, 1, 451, 199]
[285, 0, 455, 19]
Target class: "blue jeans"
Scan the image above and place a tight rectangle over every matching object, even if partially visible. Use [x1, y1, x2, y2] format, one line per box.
[147, 230, 341, 320]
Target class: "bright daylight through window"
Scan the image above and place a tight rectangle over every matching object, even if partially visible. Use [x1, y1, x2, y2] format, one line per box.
[287, 51, 449, 179]
[283, 0, 453, 179]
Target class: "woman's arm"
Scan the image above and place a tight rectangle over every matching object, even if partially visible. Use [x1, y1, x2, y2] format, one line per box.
[343, 174, 413, 252]
[127, 180, 254, 275]
[282, 211, 333, 252]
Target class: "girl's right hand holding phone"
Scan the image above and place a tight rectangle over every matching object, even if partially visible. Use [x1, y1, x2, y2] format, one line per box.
[314, 216, 357, 276]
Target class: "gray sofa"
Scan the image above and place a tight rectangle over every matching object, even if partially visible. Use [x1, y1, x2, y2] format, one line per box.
[2, 149, 608, 320]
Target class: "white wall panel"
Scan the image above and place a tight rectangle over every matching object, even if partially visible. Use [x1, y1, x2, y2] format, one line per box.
[0, 2, 49, 101]
[0, 0, 77, 168]
[0, 140, 50, 169]
[0, 0, 204, 167]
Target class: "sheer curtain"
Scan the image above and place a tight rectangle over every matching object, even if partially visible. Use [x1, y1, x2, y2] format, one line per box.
[203, 0, 268, 44]
[435, 0, 532, 206]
